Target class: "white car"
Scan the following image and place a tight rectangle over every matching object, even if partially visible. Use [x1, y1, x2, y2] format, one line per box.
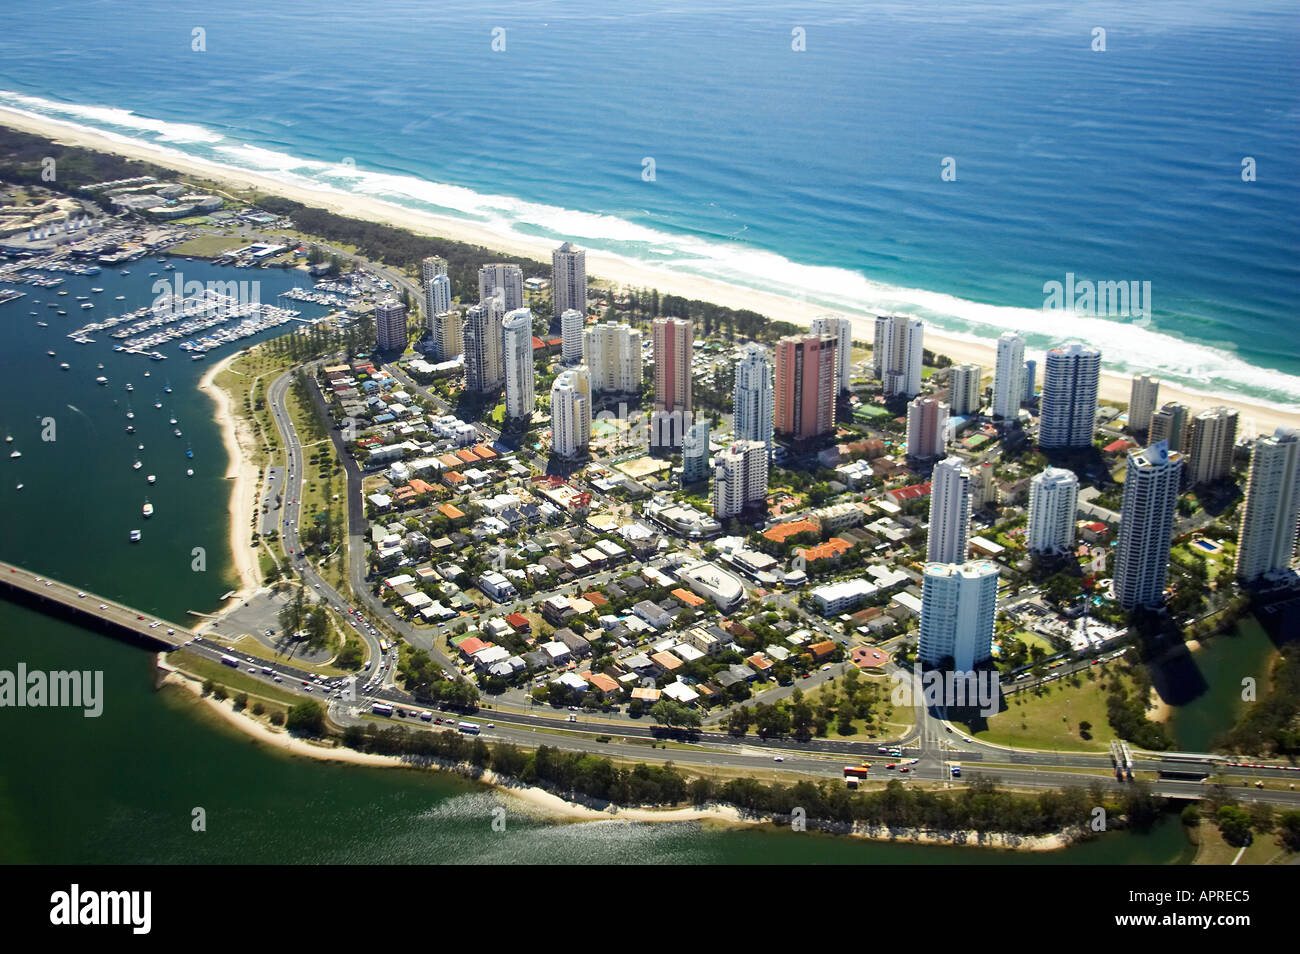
[773, 756, 784, 762]
[962, 737, 974, 744]
[77, 592, 86, 598]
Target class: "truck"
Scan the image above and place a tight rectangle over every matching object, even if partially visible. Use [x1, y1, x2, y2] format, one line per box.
[458, 721, 480, 735]
[219, 654, 239, 668]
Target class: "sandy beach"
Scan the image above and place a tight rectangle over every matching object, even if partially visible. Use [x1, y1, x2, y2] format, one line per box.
[159, 659, 1074, 850]
[2, 106, 1296, 435]
[197, 351, 261, 600]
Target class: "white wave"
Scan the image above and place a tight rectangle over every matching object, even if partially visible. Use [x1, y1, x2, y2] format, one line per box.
[4, 88, 1298, 408]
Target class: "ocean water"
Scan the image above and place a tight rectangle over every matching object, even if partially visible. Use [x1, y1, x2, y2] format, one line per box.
[0, 1, 1297, 407]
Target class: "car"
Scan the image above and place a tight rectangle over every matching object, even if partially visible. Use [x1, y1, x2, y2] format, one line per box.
[273, 676, 282, 683]
[486, 723, 495, 729]
[99, 604, 107, 610]
[149, 621, 160, 629]
[167, 628, 174, 635]
[137, 615, 145, 620]
[886, 763, 896, 770]
[304, 685, 312, 692]
[77, 592, 86, 598]
[899, 766, 910, 773]
[773, 756, 784, 762]
[962, 737, 973, 744]
[247, 668, 256, 674]
[265, 629, 274, 637]
[945, 726, 953, 733]
[44, 581, 52, 587]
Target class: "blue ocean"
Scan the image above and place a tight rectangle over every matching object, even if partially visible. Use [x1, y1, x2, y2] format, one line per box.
[1, 0, 1297, 406]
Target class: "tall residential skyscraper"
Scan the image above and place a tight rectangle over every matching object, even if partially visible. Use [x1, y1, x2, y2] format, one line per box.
[1023, 359, 1037, 403]
[948, 364, 982, 416]
[463, 301, 505, 395]
[927, 456, 972, 565]
[560, 308, 585, 365]
[810, 314, 852, 394]
[992, 332, 1025, 419]
[651, 316, 693, 450]
[501, 308, 536, 421]
[374, 298, 408, 352]
[712, 440, 768, 519]
[1148, 402, 1190, 454]
[550, 366, 591, 459]
[775, 333, 837, 441]
[584, 321, 642, 394]
[919, 561, 999, 671]
[906, 395, 949, 461]
[552, 242, 586, 320]
[732, 342, 774, 460]
[1039, 342, 1101, 449]
[424, 272, 451, 323]
[872, 314, 924, 398]
[477, 263, 524, 311]
[1027, 467, 1079, 554]
[682, 417, 711, 486]
[1187, 406, 1239, 486]
[1128, 374, 1160, 438]
[1235, 427, 1300, 583]
[434, 309, 463, 362]
[421, 255, 448, 284]
[1114, 440, 1183, 609]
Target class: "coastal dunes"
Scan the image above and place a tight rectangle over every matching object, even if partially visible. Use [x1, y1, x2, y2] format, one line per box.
[1, 106, 1296, 435]
[197, 352, 261, 600]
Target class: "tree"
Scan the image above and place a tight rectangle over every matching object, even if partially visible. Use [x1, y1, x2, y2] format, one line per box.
[650, 700, 701, 729]
[1216, 805, 1253, 847]
[286, 700, 326, 736]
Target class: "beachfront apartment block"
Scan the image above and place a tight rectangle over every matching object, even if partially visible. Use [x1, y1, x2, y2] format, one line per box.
[992, 332, 1025, 420]
[809, 314, 853, 394]
[552, 241, 587, 319]
[682, 417, 711, 485]
[551, 365, 592, 458]
[1186, 406, 1239, 486]
[560, 307, 585, 365]
[947, 363, 982, 416]
[584, 321, 642, 395]
[434, 309, 463, 362]
[478, 263, 524, 311]
[732, 341, 774, 460]
[713, 439, 768, 519]
[1148, 401, 1190, 455]
[502, 308, 536, 421]
[1235, 427, 1300, 583]
[906, 395, 948, 462]
[1128, 374, 1160, 438]
[774, 332, 836, 441]
[424, 271, 451, 327]
[463, 300, 505, 394]
[1114, 440, 1182, 609]
[651, 316, 693, 450]
[873, 314, 924, 399]
[1038, 341, 1101, 449]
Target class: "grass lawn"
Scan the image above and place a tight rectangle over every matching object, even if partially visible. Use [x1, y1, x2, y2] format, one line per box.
[170, 233, 244, 258]
[1190, 822, 1297, 865]
[168, 650, 303, 708]
[958, 667, 1124, 752]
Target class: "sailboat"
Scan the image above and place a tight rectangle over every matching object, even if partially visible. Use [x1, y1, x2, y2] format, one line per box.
[185, 443, 194, 459]
[142, 499, 154, 518]
[154, 398, 163, 409]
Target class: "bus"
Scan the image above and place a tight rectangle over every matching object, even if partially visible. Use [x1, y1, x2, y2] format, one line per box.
[843, 764, 872, 778]
[371, 703, 394, 716]
[379, 639, 389, 654]
[457, 721, 480, 735]
[219, 654, 239, 668]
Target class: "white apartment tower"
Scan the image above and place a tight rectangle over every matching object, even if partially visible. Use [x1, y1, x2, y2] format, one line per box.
[1128, 374, 1160, 438]
[948, 364, 982, 416]
[560, 308, 585, 365]
[550, 366, 592, 459]
[1039, 342, 1101, 449]
[872, 314, 924, 399]
[919, 561, 999, 671]
[1187, 406, 1239, 486]
[501, 308, 536, 421]
[434, 309, 463, 362]
[463, 301, 505, 394]
[478, 263, 524, 312]
[374, 298, 408, 353]
[584, 321, 643, 394]
[1114, 440, 1183, 609]
[992, 332, 1025, 420]
[1027, 467, 1079, 554]
[810, 314, 853, 394]
[732, 342, 774, 460]
[713, 440, 769, 520]
[927, 456, 972, 565]
[1235, 427, 1300, 583]
[552, 242, 586, 320]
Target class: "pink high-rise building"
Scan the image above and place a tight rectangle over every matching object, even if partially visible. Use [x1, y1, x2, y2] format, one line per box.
[774, 334, 837, 441]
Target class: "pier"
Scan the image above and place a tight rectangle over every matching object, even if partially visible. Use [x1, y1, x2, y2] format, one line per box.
[0, 559, 193, 650]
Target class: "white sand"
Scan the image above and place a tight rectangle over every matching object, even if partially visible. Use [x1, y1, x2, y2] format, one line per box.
[197, 352, 261, 599]
[2, 106, 1296, 434]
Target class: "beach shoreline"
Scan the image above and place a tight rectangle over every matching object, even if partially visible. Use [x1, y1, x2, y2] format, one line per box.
[196, 351, 261, 601]
[157, 660, 1075, 851]
[1, 106, 1296, 434]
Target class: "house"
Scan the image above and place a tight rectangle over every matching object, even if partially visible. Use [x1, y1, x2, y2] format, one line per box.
[583, 671, 620, 698]
[541, 641, 572, 666]
[650, 650, 683, 674]
[662, 681, 700, 705]
[478, 571, 518, 602]
[552, 627, 591, 658]
[630, 686, 662, 703]
[807, 640, 837, 662]
[633, 600, 672, 630]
